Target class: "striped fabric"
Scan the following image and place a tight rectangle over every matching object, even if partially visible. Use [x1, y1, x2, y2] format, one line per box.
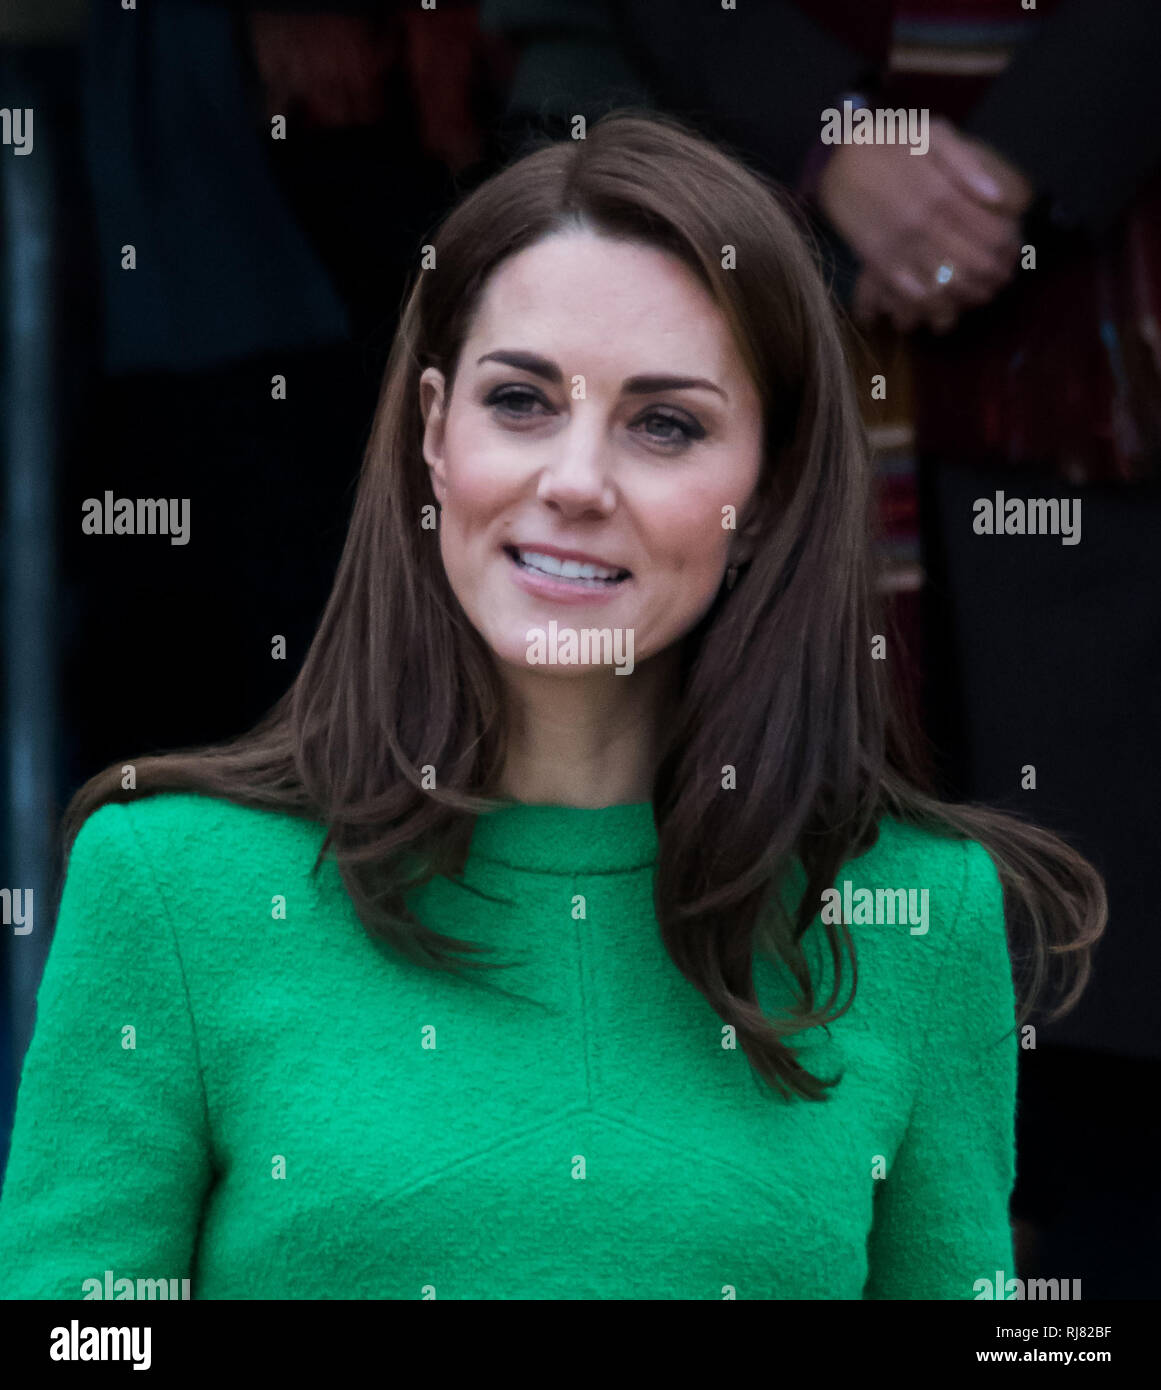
[845, 0, 1161, 707]
[859, 2, 1055, 604]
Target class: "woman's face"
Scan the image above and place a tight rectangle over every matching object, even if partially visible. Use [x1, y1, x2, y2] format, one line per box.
[419, 230, 764, 678]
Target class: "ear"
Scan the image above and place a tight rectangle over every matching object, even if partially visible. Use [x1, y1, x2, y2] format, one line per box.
[419, 366, 448, 505]
[729, 494, 767, 569]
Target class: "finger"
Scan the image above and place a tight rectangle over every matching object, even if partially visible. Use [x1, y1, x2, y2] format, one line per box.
[919, 243, 1015, 307]
[875, 280, 924, 334]
[881, 261, 972, 328]
[908, 162, 1024, 287]
[929, 115, 1028, 218]
[933, 191, 1023, 272]
[884, 263, 932, 306]
[934, 204, 1024, 281]
[905, 219, 1021, 303]
[931, 120, 1034, 218]
[927, 116, 1010, 207]
[841, 190, 1017, 318]
[895, 258, 1002, 314]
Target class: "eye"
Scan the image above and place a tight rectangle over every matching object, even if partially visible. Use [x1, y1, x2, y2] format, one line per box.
[484, 384, 550, 419]
[633, 409, 705, 447]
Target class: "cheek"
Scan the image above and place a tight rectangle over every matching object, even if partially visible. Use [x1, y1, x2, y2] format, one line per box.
[440, 411, 524, 519]
[639, 481, 737, 577]
[436, 415, 525, 590]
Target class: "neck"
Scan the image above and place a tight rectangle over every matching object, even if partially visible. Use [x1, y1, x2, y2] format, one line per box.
[495, 648, 680, 807]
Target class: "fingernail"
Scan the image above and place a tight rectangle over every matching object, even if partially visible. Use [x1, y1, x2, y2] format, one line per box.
[975, 176, 1003, 201]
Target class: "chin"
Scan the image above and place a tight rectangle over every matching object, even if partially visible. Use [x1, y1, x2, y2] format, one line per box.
[483, 619, 648, 679]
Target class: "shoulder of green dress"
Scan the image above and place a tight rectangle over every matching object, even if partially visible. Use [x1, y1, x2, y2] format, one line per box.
[824, 817, 1007, 975]
[67, 792, 327, 886]
[830, 819, 1012, 1039]
[767, 820, 1009, 1037]
[846, 815, 1002, 909]
[777, 815, 1005, 944]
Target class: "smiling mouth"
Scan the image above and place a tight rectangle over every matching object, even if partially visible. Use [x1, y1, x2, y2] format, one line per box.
[504, 546, 632, 586]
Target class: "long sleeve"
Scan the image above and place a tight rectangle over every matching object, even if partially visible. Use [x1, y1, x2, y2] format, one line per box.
[83, 0, 350, 374]
[0, 802, 214, 1300]
[863, 839, 1019, 1299]
[480, 0, 870, 303]
[479, 0, 653, 130]
[962, 0, 1161, 236]
[481, 0, 876, 183]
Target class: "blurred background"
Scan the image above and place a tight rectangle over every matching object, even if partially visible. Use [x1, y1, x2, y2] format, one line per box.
[2, 0, 1158, 1297]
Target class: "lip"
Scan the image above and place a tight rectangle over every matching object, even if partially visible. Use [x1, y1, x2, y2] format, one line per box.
[503, 544, 631, 606]
[507, 542, 631, 575]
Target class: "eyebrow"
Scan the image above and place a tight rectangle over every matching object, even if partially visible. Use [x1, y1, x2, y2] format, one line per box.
[476, 349, 727, 400]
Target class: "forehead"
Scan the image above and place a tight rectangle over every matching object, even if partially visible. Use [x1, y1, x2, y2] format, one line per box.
[465, 231, 743, 376]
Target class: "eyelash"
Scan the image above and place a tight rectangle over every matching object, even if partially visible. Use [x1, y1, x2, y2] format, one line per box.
[484, 385, 705, 446]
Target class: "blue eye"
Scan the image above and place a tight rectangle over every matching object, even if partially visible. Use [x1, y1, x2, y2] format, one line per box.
[636, 410, 704, 445]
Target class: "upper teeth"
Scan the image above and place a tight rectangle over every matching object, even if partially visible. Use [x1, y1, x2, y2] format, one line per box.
[517, 549, 622, 581]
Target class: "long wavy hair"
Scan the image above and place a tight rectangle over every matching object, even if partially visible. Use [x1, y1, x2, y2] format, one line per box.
[64, 110, 1105, 1100]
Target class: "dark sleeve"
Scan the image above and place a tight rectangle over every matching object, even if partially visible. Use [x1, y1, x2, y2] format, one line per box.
[962, 0, 1161, 236]
[83, 0, 350, 373]
[616, 1, 878, 190]
[482, 0, 878, 185]
[480, 0, 872, 305]
[478, 0, 653, 126]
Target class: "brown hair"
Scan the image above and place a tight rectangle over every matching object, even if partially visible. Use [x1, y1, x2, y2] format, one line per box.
[64, 109, 1104, 1100]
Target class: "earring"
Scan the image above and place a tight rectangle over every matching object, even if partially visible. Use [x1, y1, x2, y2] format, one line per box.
[725, 564, 738, 591]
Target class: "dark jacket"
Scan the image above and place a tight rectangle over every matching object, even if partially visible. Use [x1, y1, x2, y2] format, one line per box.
[481, 0, 1161, 299]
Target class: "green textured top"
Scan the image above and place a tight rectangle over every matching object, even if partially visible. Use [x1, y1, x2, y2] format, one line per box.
[0, 792, 1018, 1299]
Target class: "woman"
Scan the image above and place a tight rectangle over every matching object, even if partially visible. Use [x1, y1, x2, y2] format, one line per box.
[0, 111, 1103, 1300]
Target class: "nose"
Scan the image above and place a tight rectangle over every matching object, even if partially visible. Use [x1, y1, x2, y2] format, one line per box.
[535, 415, 617, 518]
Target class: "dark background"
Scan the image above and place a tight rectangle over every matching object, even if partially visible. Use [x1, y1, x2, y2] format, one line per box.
[2, 0, 1158, 1299]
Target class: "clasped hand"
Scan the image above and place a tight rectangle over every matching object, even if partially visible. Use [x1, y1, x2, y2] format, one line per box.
[818, 115, 1035, 335]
